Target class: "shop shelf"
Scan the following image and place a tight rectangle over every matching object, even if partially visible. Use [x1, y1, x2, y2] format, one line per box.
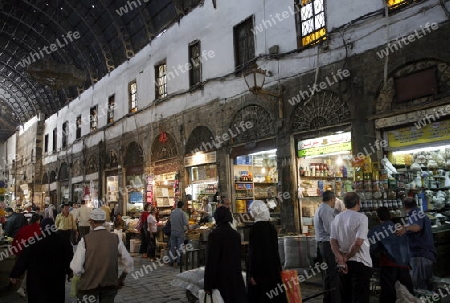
[235, 181, 253, 184]
[300, 176, 351, 180]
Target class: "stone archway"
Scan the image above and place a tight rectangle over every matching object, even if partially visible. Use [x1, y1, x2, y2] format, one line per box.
[150, 133, 178, 162]
[49, 171, 57, 183]
[58, 162, 69, 181]
[42, 172, 48, 184]
[123, 141, 144, 167]
[185, 126, 215, 155]
[376, 60, 450, 114]
[229, 105, 276, 145]
[291, 90, 350, 133]
[86, 156, 98, 175]
[72, 159, 83, 177]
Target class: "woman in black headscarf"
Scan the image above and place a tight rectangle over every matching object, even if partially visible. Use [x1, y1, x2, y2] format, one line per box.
[204, 206, 246, 303]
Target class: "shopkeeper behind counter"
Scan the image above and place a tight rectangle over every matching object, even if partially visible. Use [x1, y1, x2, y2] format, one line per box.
[197, 198, 212, 224]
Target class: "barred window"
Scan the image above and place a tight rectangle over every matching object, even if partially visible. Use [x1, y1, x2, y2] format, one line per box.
[76, 115, 81, 139]
[62, 121, 68, 148]
[108, 94, 115, 123]
[155, 63, 167, 99]
[189, 41, 202, 87]
[295, 0, 327, 47]
[234, 17, 255, 72]
[129, 80, 137, 112]
[52, 128, 57, 152]
[44, 134, 49, 153]
[90, 106, 98, 131]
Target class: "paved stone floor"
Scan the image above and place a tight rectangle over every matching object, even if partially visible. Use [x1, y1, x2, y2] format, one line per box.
[0, 256, 333, 303]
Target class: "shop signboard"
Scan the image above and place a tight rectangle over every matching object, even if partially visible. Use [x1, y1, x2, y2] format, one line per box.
[184, 151, 216, 167]
[298, 142, 352, 157]
[297, 132, 351, 150]
[386, 120, 450, 149]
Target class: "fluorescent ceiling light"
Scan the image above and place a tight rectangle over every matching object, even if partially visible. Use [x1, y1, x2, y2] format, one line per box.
[304, 150, 351, 159]
[249, 149, 277, 156]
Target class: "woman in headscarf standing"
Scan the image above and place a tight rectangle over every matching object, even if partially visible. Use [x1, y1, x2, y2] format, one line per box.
[204, 206, 246, 303]
[247, 200, 287, 303]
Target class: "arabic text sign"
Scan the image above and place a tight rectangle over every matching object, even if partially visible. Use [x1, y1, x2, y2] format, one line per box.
[298, 142, 352, 157]
[387, 120, 450, 148]
[297, 132, 351, 150]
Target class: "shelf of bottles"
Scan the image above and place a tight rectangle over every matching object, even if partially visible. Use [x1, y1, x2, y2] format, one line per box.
[354, 160, 405, 217]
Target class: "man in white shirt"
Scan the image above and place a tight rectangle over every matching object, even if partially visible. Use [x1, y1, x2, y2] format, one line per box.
[73, 200, 92, 238]
[70, 208, 134, 302]
[330, 192, 372, 303]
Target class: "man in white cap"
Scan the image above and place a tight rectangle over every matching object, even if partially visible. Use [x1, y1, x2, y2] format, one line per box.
[70, 208, 134, 302]
[22, 202, 35, 223]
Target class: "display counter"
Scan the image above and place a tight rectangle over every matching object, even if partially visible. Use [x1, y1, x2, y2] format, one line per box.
[0, 241, 14, 290]
[432, 224, 450, 277]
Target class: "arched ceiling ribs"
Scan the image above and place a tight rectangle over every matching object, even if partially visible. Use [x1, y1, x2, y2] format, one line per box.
[0, 62, 40, 115]
[0, 0, 204, 141]
[94, 0, 133, 70]
[16, 0, 94, 84]
[0, 13, 73, 66]
[0, 85, 31, 123]
[62, 1, 114, 83]
[0, 49, 54, 110]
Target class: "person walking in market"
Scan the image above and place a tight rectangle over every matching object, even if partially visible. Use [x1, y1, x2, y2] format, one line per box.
[247, 200, 286, 303]
[169, 201, 190, 266]
[10, 218, 73, 303]
[330, 192, 372, 303]
[396, 197, 436, 290]
[73, 199, 92, 239]
[147, 206, 158, 261]
[204, 206, 246, 303]
[70, 208, 134, 303]
[314, 190, 342, 303]
[55, 203, 77, 246]
[138, 203, 151, 258]
[10, 213, 42, 298]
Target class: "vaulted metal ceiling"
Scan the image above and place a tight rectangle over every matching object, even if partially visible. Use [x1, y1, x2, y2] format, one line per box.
[0, 0, 202, 141]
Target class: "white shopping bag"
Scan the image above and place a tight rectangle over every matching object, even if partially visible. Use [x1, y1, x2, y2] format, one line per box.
[198, 289, 225, 303]
[395, 281, 422, 303]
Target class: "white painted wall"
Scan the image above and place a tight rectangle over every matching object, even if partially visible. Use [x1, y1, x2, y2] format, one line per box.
[35, 0, 446, 161]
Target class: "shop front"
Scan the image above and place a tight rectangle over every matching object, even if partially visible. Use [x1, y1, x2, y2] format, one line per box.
[376, 113, 450, 277]
[231, 144, 278, 215]
[124, 166, 144, 217]
[184, 151, 219, 220]
[183, 126, 221, 221]
[296, 131, 354, 231]
[123, 141, 145, 217]
[150, 132, 181, 223]
[104, 148, 121, 213]
[58, 162, 70, 208]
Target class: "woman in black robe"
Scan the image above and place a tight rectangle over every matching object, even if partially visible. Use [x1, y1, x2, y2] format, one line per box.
[247, 200, 287, 303]
[10, 218, 73, 303]
[204, 206, 246, 303]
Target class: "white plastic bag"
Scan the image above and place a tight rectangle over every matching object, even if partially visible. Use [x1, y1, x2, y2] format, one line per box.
[395, 281, 422, 303]
[198, 289, 225, 303]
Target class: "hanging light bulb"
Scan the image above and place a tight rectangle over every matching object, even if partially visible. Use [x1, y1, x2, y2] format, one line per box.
[336, 156, 343, 166]
[262, 167, 266, 174]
